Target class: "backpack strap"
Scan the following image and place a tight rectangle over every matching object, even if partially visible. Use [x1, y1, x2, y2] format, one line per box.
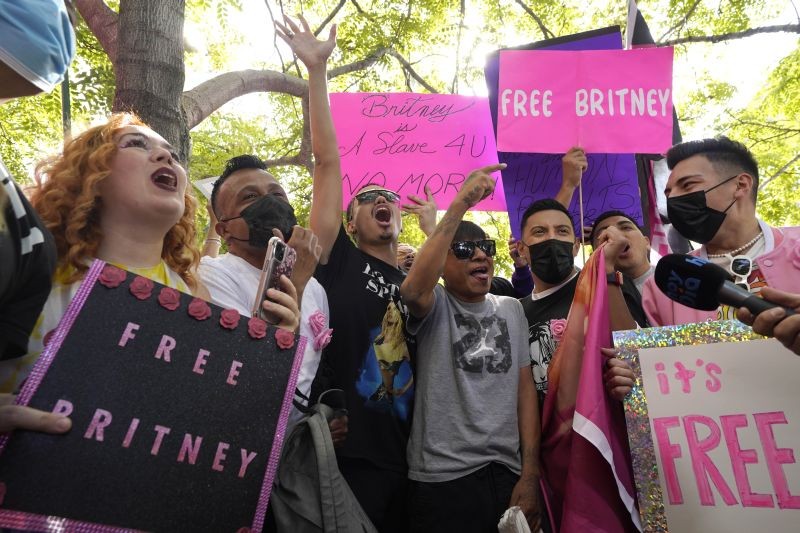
[308, 403, 346, 533]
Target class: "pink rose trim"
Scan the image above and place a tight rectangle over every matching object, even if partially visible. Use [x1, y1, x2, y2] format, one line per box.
[307, 310, 334, 351]
[308, 310, 327, 335]
[157, 287, 181, 311]
[248, 317, 267, 339]
[313, 328, 333, 351]
[99, 265, 126, 288]
[219, 309, 241, 330]
[550, 318, 568, 343]
[275, 328, 295, 350]
[129, 276, 154, 300]
[188, 298, 212, 320]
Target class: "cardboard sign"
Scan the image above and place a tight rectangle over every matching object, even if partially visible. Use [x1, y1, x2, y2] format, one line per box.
[331, 92, 505, 211]
[0, 261, 304, 533]
[497, 47, 674, 154]
[484, 27, 644, 238]
[615, 321, 800, 533]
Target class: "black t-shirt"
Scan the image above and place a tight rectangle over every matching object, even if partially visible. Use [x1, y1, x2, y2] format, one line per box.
[0, 165, 56, 360]
[312, 227, 412, 473]
[520, 274, 578, 405]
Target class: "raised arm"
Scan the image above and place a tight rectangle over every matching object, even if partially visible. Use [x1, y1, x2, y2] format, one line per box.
[276, 16, 341, 263]
[400, 164, 504, 318]
[554, 146, 586, 209]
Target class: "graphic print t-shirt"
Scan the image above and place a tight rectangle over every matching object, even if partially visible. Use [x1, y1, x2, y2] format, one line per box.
[520, 275, 578, 403]
[312, 227, 412, 472]
[405, 285, 529, 482]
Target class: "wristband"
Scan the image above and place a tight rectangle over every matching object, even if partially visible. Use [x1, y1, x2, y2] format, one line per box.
[606, 271, 623, 287]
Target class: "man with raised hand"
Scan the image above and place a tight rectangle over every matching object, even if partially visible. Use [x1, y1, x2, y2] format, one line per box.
[299, 15, 412, 532]
[400, 164, 541, 532]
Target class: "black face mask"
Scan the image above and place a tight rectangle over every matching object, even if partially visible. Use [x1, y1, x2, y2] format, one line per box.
[223, 194, 298, 248]
[667, 175, 738, 244]
[528, 238, 575, 284]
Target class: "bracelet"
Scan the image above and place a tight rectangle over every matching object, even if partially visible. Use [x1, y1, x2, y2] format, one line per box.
[205, 237, 222, 244]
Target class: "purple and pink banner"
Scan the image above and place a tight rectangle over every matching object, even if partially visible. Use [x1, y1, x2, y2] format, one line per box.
[330, 93, 506, 211]
[497, 47, 674, 154]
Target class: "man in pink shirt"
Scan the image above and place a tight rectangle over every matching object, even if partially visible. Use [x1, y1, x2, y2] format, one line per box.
[642, 136, 800, 326]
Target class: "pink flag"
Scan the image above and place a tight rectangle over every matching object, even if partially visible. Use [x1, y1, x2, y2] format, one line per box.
[541, 248, 641, 532]
[645, 161, 671, 257]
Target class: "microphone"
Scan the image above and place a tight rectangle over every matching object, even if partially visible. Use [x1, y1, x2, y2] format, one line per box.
[654, 254, 796, 317]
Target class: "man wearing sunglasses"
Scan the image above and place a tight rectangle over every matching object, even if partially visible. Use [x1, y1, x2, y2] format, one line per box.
[400, 164, 541, 532]
[642, 136, 800, 327]
[309, 97, 412, 533]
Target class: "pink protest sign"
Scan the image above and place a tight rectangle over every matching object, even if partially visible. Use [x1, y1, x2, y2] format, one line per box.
[331, 93, 505, 211]
[615, 322, 800, 533]
[497, 47, 674, 154]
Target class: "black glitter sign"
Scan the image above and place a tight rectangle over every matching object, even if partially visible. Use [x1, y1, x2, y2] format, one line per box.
[0, 261, 303, 533]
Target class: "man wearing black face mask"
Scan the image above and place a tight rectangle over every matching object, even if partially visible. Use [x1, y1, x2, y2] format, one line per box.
[198, 155, 341, 436]
[642, 136, 800, 326]
[516, 199, 637, 403]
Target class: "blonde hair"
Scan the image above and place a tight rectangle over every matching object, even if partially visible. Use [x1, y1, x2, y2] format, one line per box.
[375, 301, 405, 348]
[30, 113, 200, 289]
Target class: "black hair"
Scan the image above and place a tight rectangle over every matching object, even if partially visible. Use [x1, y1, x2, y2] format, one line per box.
[666, 136, 759, 203]
[589, 210, 642, 245]
[519, 199, 574, 236]
[452, 221, 486, 243]
[210, 154, 267, 216]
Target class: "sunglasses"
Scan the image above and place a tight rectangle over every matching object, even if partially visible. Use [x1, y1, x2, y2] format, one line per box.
[729, 255, 753, 292]
[355, 189, 401, 204]
[450, 239, 496, 260]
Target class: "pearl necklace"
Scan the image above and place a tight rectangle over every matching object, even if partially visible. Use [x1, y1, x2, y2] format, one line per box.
[707, 231, 763, 258]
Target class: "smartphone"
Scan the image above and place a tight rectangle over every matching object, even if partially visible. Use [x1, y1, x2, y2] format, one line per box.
[252, 236, 297, 323]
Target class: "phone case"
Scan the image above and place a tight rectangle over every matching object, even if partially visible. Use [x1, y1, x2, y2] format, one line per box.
[253, 238, 297, 321]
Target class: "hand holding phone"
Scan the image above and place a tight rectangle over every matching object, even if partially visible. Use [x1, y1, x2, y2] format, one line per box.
[253, 237, 298, 324]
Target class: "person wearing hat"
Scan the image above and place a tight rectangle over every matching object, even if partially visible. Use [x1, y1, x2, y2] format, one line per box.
[0, 0, 76, 434]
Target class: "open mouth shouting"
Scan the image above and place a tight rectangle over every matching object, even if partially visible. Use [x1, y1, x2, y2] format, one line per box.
[151, 167, 179, 192]
[469, 264, 490, 283]
[373, 204, 393, 226]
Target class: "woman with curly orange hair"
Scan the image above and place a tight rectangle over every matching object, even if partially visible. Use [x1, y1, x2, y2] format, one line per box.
[0, 113, 299, 393]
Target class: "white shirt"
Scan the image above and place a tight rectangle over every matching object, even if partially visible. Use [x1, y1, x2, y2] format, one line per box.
[199, 253, 329, 426]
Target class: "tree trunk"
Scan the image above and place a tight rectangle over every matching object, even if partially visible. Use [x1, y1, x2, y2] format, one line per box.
[113, 0, 190, 160]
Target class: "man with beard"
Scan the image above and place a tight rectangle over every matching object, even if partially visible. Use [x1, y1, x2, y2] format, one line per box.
[306, 39, 414, 533]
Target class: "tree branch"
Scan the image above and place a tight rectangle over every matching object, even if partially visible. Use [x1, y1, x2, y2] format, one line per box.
[513, 0, 555, 40]
[658, 0, 701, 42]
[182, 70, 306, 129]
[387, 50, 440, 93]
[659, 24, 800, 46]
[314, 0, 347, 36]
[74, 0, 119, 63]
[759, 153, 800, 191]
[328, 46, 392, 78]
[263, 154, 302, 168]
